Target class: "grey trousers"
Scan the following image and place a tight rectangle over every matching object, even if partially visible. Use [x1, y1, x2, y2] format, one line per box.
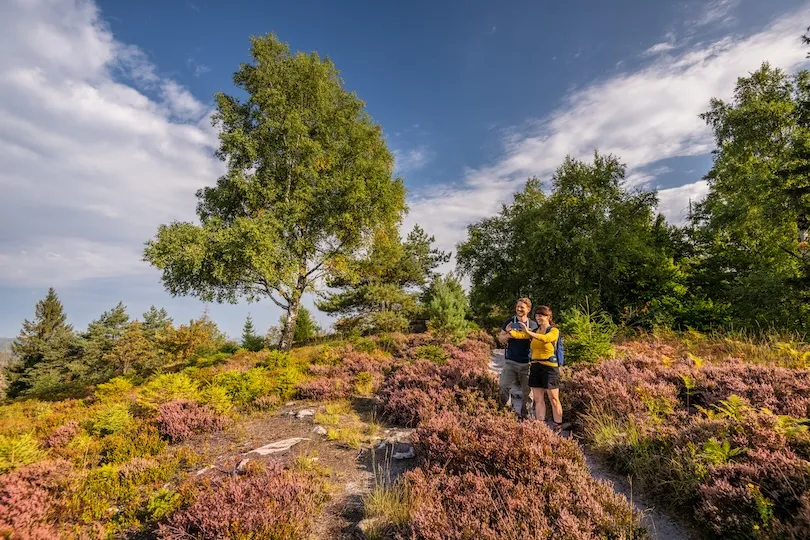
[499, 359, 531, 418]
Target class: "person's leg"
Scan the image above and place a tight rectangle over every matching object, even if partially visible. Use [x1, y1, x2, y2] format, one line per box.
[547, 388, 563, 424]
[517, 362, 531, 418]
[531, 387, 546, 422]
[499, 361, 518, 410]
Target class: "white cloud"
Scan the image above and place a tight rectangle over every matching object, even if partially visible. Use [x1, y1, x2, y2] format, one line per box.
[694, 0, 741, 28]
[394, 146, 430, 173]
[0, 0, 222, 287]
[657, 180, 710, 225]
[643, 41, 677, 56]
[404, 5, 810, 261]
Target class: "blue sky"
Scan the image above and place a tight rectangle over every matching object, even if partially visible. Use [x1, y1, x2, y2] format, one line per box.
[1, 0, 808, 340]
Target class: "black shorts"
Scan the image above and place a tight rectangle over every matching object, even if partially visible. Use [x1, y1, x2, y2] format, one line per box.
[529, 362, 560, 389]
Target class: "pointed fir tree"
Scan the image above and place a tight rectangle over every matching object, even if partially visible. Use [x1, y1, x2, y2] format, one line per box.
[7, 288, 79, 397]
[142, 306, 173, 338]
[424, 273, 470, 340]
[241, 314, 264, 352]
[81, 302, 130, 382]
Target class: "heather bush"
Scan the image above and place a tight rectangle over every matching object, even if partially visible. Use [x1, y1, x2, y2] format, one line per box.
[402, 467, 643, 540]
[0, 432, 46, 473]
[0, 460, 68, 538]
[44, 421, 80, 449]
[158, 461, 329, 539]
[156, 400, 229, 443]
[566, 345, 810, 538]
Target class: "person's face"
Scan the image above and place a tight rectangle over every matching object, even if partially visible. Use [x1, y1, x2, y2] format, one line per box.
[535, 313, 549, 326]
[515, 301, 530, 318]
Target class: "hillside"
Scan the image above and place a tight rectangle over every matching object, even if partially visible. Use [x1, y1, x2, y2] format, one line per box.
[0, 338, 12, 353]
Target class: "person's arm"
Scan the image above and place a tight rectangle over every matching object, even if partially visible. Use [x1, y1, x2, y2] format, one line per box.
[497, 322, 511, 345]
[517, 323, 558, 342]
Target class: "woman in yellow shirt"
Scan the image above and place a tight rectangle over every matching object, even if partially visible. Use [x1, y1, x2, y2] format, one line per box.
[517, 306, 564, 431]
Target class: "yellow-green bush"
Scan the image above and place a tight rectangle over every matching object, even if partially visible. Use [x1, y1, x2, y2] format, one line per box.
[212, 367, 275, 407]
[0, 432, 46, 472]
[99, 421, 166, 465]
[137, 373, 201, 410]
[199, 384, 233, 414]
[95, 377, 134, 402]
[89, 403, 133, 436]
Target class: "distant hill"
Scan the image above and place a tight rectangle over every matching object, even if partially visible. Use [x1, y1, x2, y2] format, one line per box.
[0, 338, 13, 354]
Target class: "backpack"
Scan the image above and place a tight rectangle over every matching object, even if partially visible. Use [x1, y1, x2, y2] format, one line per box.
[546, 325, 565, 367]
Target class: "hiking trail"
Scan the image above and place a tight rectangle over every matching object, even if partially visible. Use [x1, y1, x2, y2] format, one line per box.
[490, 349, 695, 540]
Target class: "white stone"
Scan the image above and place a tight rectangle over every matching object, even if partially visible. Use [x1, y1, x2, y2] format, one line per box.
[312, 425, 328, 435]
[246, 437, 309, 456]
[296, 408, 315, 419]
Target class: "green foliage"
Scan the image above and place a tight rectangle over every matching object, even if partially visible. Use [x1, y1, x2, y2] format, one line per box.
[424, 273, 470, 340]
[457, 154, 689, 327]
[147, 488, 183, 522]
[7, 288, 81, 398]
[560, 304, 617, 363]
[700, 438, 746, 465]
[95, 377, 135, 402]
[413, 345, 448, 365]
[351, 336, 378, 354]
[294, 306, 321, 343]
[354, 371, 375, 396]
[199, 384, 233, 414]
[137, 373, 201, 410]
[319, 225, 449, 336]
[98, 422, 166, 464]
[691, 63, 810, 332]
[142, 306, 173, 339]
[143, 33, 407, 351]
[213, 368, 275, 407]
[0, 432, 45, 472]
[241, 314, 264, 352]
[90, 403, 133, 436]
[80, 301, 131, 382]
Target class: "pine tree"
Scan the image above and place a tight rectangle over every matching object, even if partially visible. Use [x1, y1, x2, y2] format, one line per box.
[425, 274, 470, 340]
[7, 288, 78, 397]
[292, 306, 321, 343]
[142, 306, 173, 338]
[241, 315, 264, 352]
[81, 302, 130, 382]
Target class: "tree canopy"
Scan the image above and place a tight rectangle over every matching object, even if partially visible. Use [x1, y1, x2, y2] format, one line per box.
[144, 34, 406, 350]
[317, 224, 449, 334]
[690, 63, 810, 331]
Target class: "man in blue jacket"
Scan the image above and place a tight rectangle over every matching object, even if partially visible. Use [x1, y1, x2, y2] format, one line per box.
[497, 297, 538, 419]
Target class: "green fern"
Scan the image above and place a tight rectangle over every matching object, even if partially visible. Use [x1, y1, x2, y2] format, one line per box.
[700, 438, 745, 465]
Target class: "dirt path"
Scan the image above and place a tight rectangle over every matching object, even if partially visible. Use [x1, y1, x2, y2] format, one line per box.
[181, 400, 415, 539]
[490, 349, 695, 540]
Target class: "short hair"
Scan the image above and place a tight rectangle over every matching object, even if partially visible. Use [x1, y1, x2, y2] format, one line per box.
[516, 297, 532, 310]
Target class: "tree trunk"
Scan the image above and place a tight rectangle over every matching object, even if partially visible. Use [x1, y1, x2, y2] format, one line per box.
[279, 274, 307, 351]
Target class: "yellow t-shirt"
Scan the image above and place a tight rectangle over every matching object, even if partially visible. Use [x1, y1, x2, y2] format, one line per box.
[530, 327, 559, 367]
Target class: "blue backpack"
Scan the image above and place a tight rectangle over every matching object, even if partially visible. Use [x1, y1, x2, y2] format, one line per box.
[547, 325, 565, 367]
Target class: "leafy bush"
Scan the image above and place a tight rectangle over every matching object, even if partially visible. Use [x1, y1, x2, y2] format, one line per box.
[137, 373, 201, 411]
[212, 367, 274, 407]
[0, 433, 46, 473]
[561, 304, 617, 363]
[98, 421, 166, 465]
[198, 384, 233, 414]
[94, 376, 134, 401]
[157, 461, 329, 539]
[412, 344, 448, 365]
[155, 400, 229, 443]
[89, 402, 133, 436]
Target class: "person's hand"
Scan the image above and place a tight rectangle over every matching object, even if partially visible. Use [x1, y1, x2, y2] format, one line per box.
[517, 321, 529, 332]
[497, 330, 510, 345]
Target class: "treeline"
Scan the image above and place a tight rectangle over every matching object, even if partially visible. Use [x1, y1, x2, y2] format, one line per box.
[458, 63, 810, 334]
